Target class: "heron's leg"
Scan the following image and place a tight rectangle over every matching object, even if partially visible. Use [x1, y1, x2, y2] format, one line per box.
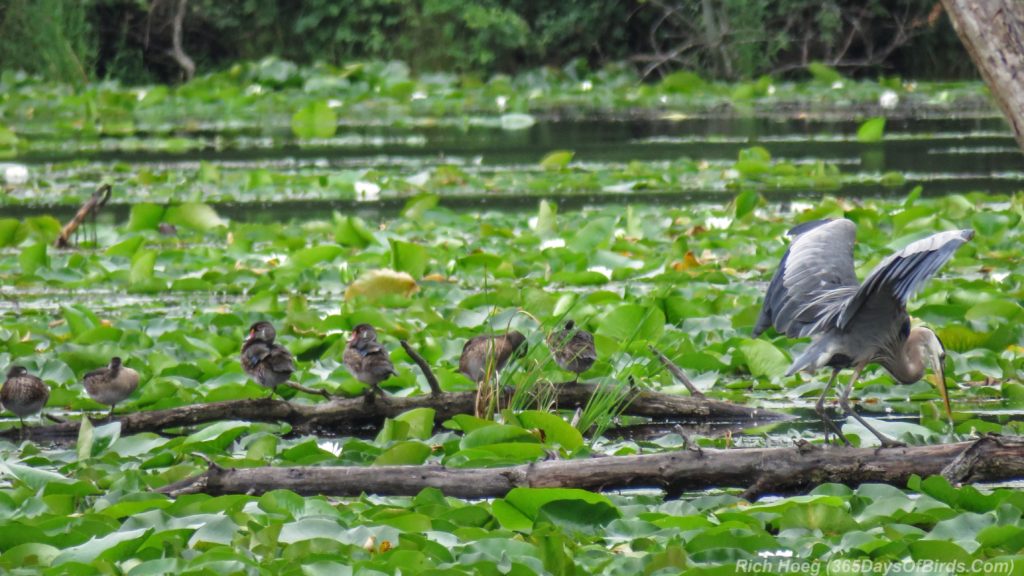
[108, 405, 115, 422]
[837, 365, 905, 449]
[814, 370, 848, 446]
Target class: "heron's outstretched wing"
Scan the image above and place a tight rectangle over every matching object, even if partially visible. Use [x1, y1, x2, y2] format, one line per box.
[754, 219, 859, 338]
[836, 229, 974, 329]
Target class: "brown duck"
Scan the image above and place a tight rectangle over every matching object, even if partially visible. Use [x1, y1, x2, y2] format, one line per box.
[343, 324, 399, 397]
[1, 366, 50, 434]
[459, 331, 527, 383]
[241, 321, 296, 397]
[547, 320, 596, 382]
[83, 357, 140, 420]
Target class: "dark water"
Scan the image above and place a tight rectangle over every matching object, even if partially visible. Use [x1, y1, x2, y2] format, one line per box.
[7, 116, 1022, 223]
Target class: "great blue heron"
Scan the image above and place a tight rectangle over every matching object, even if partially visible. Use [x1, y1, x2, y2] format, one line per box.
[754, 219, 973, 447]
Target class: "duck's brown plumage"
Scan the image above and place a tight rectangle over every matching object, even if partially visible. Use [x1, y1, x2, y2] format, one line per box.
[241, 321, 295, 394]
[343, 324, 398, 396]
[547, 320, 596, 381]
[2, 365, 49, 430]
[83, 356, 139, 417]
[459, 331, 527, 383]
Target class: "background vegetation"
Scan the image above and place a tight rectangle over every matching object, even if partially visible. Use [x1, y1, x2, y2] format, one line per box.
[0, 0, 973, 85]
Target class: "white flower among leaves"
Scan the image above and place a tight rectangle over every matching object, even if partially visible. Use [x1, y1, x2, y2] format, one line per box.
[355, 181, 381, 202]
[879, 89, 899, 110]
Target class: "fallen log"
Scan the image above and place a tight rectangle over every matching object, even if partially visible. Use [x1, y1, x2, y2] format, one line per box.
[5, 383, 786, 441]
[158, 436, 1024, 499]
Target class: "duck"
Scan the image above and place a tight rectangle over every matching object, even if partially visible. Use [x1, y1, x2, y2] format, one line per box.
[241, 321, 295, 397]
[547, 320, 596, 382]
[83, 357, 140, 420]
[1, 366, 50, 436]
[459, 331, 528, 383]
[343, 324, 399, 397]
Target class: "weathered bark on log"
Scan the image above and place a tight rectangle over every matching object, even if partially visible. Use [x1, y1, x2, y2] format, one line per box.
[54, 184, 111, 248]
[5, 383, 786, 441]
[941, 0, 1024, 152]
[158, 436, 1024, 499]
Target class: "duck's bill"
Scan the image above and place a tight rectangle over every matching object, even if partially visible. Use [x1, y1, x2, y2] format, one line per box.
[928, 352, 952, 424]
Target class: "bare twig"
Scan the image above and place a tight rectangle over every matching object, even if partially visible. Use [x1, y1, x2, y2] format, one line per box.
[400, 340, 442, 397]
[286, 381, 334, 400]
[648, 345, 705, 398]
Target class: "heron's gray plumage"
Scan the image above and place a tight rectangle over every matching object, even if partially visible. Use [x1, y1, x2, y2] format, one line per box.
[756, 219, 972, 375]
[754, 218, 971, 447]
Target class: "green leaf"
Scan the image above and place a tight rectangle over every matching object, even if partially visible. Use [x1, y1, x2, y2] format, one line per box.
[390, 239, 428, 278]
[334, 216, 378, 247]
[130, 249, 157, 285]
[290, 244, 344, 268]
[807, 62, 843, 83]
[540, 150, 574, 170]
[373, 441, 432, 466]
[394, 408, 436, 440]
[165, 203, 225, 231]
[595, 304, 665, 344]
[535, 499, 620, 533]
[738, 339, 789, 378]
[516, 411, 583, 450]
[0, 218, 26, 247]
[536, 200, 557, 238]
[53, 528, 153, 566]
[500, 113, 535, 130]
[291, 101, 338, 139]
[733, 190, 759, 219]
[857, 117, 886, 143]
[76, 417, 95, 462]
[127, 204, 166, 231]
[660, 71, 705, 94]
[460, 424, 539, 449]
[19, 243, 47, 276]
[182, 421, 251, 452]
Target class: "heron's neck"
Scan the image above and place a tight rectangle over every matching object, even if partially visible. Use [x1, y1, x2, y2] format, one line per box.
[883, 338, 925, 384]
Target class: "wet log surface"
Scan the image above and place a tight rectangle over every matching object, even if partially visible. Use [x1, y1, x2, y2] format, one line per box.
[158, 436, 1024, 499]
[4, 383, 787, 442]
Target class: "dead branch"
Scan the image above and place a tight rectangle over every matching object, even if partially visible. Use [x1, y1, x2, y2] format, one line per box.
[649, 345, 705, 398]
[3, 383, 786, 442]
[54, 184, 111, 248]
[400, 340, 442, 396]
[157, 437, 1024, 499]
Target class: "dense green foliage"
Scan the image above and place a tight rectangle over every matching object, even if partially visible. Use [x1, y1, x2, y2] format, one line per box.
[0, 0, 971, 84]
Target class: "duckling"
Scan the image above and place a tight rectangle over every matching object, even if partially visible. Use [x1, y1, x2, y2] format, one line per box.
[459, 331, 527, 383]
[83, 356, 139, 420]
[343, 324, 399, 398]
[547, 320, 596, 382]
[241, 321, 295, 397]
[1, 366, 50, 436]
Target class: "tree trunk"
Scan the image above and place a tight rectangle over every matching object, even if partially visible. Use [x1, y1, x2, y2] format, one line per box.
[158, 436, 1024, 500]
[941, 0, 1024, 152]
[6, 383, 786, 442]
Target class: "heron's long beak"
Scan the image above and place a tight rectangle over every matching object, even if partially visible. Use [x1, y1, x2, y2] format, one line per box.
[928, 351, 952, 424]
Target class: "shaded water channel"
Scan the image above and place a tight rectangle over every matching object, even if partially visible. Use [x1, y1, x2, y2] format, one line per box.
[6, 115, 1023, 221]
